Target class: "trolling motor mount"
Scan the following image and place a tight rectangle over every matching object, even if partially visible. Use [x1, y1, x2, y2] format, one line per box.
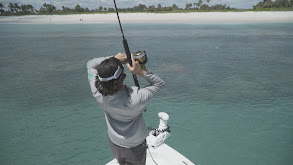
[147, 112, 171, 148]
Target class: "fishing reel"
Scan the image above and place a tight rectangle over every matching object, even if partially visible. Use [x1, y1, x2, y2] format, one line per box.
[133, 51, 148, 70]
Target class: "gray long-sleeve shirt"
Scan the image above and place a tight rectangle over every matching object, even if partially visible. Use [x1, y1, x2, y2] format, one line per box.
[87, 56, 165, 148]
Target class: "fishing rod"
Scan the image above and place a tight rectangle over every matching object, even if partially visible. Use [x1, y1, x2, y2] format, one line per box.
[113, 0, 148, 88]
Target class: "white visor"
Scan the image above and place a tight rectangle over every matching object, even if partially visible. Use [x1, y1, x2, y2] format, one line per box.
[98, 65, 122, 82]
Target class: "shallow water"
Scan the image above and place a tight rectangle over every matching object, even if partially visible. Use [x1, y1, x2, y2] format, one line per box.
[0, 23, 293, 165]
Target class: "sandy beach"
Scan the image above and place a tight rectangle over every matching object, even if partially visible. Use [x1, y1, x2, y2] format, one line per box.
[0, 12, 293, 24]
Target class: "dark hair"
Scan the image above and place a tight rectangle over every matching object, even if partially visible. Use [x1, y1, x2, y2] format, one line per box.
[95, 57, 126, 96]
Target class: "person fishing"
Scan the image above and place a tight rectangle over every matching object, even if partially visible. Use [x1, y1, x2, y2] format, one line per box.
[86, 53, 165, 165]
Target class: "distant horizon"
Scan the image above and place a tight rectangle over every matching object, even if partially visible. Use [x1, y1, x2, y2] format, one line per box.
[0, 0, 263, 10]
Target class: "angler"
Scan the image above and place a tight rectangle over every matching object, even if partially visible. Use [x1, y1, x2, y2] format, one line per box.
[86, 1, 164, 164]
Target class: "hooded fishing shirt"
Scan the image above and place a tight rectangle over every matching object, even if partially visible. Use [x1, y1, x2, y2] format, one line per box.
[87, 56, 165, 148]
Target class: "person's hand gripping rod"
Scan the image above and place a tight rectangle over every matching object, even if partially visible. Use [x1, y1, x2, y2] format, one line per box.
[113, 0, 140, 88]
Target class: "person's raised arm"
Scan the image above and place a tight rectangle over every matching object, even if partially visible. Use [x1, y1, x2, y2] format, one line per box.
[127, 54, 165, 110]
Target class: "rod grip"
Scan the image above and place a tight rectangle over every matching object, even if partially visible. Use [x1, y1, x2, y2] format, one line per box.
[133, 75, 140, 88]
[123, 38, 132, 66]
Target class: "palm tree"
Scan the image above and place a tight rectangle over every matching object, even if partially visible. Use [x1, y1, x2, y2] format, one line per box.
[27, 4, 34, 13]
[206, 0, 210, 5]
[19, 4, 33, 14]
[263, 0, 273, 8]
[148, 5, 155, 12]
[193, 3, 197, 9]
[0, 3, 4, 10]
[14, 3, 20, 13]
[157, 4, 162, 11]
[196, 0, 203, 8]
[75, 5, 81, 12]
[40, 3, 56, 14]
[172, 4, 179, 10]
[8, 3, 14, 12]
[20, 4, 27, 13]
[0, 3, 4, 14]
[98, 6, 103, 12]
[0, 3, 5, 13]
[289, 0, 293, 7]
[62, 6, 72, 13]
[138, 4, 147, 11]
[185, 3, 192, 9]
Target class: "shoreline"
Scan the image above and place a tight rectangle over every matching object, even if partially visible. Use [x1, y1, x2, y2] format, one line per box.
[1, 11, 293, 24]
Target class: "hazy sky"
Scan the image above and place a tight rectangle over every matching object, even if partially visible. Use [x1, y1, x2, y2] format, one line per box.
[1, 0, 263, 9]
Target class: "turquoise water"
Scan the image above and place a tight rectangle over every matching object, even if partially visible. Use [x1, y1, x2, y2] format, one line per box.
[0, 23, 293, 165]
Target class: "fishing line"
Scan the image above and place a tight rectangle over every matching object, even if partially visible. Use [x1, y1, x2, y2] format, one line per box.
[148, 147, 159, 165]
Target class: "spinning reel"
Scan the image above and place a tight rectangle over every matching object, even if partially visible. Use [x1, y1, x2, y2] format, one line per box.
[133, 50, 148, 70]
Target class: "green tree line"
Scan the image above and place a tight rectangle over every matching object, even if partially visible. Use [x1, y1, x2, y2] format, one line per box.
[0, 0, 293, 16]
[253, 0, 293, 9]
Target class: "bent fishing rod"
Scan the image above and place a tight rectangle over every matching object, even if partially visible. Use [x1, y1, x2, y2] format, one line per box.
[113, 0, 140, 88]
[113, 0, 148, 88]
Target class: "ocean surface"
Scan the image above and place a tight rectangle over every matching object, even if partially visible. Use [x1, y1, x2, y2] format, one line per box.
[0, 23, 293, 165]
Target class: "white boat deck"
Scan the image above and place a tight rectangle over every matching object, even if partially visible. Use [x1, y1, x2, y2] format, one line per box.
[106, 143, 195, 165]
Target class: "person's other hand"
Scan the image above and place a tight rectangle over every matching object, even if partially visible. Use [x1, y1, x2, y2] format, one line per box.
[114, 53, 127, 64]
[127, 54, 146, 77]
